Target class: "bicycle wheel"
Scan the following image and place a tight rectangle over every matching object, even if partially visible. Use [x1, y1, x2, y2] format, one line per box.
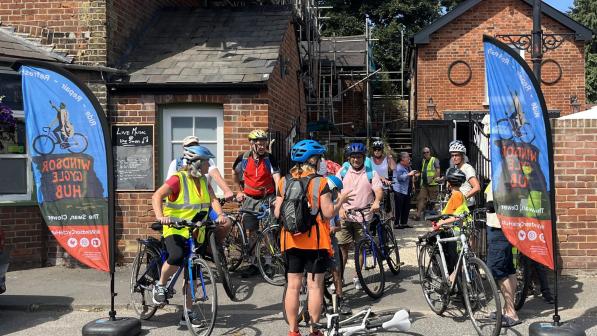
[67, 133, 88, 153]
[461, 256, 502, 336]
[518, 122, 536, 144]
[130, 245, 160, 320]
[209, 231, 236, 301]
[495, 118, 514, 140]
[514, 253, 530, 311]
[282, 277, 309, 325]
[32, 134, 55, 155]
[417, 244, 448, 315]
[381, 223, 401, 275]
[224, 217, 245, 272]
[354, 238, 385, 299]
[184, 257, 217, 336]
[256, 225, 286, 286]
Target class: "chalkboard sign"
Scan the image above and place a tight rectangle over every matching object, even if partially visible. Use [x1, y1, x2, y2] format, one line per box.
[111, 124, 154, 191]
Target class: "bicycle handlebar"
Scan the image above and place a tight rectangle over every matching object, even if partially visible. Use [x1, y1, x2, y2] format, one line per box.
[345, 205, 371, 216]
[152, 220, 204, 231]
[424, 212, 469, 222]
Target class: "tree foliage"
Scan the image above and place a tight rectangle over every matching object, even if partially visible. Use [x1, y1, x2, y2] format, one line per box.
[570, 0, 597, 103]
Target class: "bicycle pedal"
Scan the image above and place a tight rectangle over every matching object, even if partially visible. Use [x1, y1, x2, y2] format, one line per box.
[399, 262, 405, 266]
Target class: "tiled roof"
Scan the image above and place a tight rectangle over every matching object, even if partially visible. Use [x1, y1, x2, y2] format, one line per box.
[317, 35, 366, 68]
[0, 27, 70, 62]
[121, 7, 292, 85]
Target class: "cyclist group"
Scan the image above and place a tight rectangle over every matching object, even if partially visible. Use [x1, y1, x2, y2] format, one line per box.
[147, 129, 552, 335]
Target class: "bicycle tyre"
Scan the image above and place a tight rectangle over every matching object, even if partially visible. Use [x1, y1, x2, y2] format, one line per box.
[224, 217, 245, 272]
[282, 278, 309, 325]
[256, 225, 286, 286]
[381, 223, 401, 275]
[514, 253, 530, 311]
[354, 238, 385, 299]
[184, 257, 217, 336]
[461, 256, 502, 336]
[32, 134, 55, 155]
[209, 231, 236, 301]
[67, 133, 88, 153]
[495, 118, 514, 140]
[129, 245, 160, 320]
[417, 244, 448, 315]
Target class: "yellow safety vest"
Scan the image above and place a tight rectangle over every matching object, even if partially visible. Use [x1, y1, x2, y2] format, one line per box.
[421, 156, 438, 186]
[162, 172, 211, 238]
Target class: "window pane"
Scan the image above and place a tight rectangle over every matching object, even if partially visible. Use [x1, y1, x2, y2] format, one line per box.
[172, 144, 183, 162]
[0, 72, 23, 111]
[194, 117, 217, 140]
[0, 158, 27, 194]
[200, 142, 217, 163]
[0, 119, 26, 154]
[171, 117, 193, 140]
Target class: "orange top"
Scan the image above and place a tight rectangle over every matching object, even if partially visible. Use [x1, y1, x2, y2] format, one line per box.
[278, 171, 332, 256]
[443, 190, 465, 214]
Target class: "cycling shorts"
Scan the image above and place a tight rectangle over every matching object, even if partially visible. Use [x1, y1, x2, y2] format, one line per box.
[286, 248, 329, 274]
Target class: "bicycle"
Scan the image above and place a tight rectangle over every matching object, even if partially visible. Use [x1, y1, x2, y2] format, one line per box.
[32, 126, 88, 155]
[347, 205, 401, 299]
[130, 220, 217, 336]
[495, 92, 536, 144]
[417, 213, 502, 336]
[512, 247, 530, 311]
[320, 294, 412, 336]
[223, 201, 285, 286]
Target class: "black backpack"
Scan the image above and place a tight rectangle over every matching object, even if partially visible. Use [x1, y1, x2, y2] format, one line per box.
[280, 174, 322, 234]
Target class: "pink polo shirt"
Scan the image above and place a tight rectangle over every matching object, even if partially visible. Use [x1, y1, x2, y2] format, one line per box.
[336, 166, 382, 222]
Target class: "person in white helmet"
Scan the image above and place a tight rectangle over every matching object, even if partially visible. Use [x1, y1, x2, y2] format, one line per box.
[448, 140, 480, 207]
[167, 135, 234, 200]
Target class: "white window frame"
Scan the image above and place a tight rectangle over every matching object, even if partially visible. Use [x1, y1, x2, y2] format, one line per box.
[484, 45, 525, 105]
[161, 104, 224, 185]
[0, 109, 34, 202]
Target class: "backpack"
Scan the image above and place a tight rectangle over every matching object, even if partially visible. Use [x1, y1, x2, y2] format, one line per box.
[339, 157, 374, 183]
[280, 174, 322, 234]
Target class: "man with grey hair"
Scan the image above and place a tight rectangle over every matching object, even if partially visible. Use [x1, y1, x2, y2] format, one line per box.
[392, 152, 417, 229]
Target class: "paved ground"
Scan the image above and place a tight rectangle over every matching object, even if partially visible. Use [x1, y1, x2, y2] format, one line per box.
[1, 221, 596, 335]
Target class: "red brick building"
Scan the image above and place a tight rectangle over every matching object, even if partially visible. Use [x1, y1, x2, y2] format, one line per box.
[0, 1, 305, 267]
[410, 0, 595, 273]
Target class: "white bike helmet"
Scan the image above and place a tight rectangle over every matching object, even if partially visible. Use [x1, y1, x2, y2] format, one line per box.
[449, 140, 466, 154]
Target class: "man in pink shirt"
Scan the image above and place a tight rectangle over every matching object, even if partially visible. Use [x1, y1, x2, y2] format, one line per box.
[336, 142, 383, 290]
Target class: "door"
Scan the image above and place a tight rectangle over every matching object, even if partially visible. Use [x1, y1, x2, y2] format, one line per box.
[162, 105, 224, 193]
[412, 120, 454, 172]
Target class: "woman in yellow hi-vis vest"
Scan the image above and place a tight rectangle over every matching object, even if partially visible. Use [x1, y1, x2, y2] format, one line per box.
[151, 145, 229, 326]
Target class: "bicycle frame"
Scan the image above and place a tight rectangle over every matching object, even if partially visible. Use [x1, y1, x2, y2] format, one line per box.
[353, 209, 387, 261]
[434, 227, 472, 292]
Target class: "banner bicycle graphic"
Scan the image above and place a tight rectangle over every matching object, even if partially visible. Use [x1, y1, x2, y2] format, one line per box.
[495, 91, 536, 144]
[32, 126, 88, 155]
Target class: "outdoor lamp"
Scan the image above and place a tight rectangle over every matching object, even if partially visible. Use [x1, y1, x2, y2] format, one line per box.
[570, 95, 581, 114]
[427, 97, 438, 118]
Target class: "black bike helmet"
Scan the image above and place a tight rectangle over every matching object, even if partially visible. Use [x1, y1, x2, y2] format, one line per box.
[371, 140, 384, 150]
[445, 167, 466, 186]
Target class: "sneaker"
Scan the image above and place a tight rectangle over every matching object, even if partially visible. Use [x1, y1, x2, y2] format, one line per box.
[337, 296, 352, 315]
[308, 330, 324, 336]
[288, 330, 301, 336]
[180, 310, 206, 328]
[353, 277, 362, 291]
[152, 284, 167, 304]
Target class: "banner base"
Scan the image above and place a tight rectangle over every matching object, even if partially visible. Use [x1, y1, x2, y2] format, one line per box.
[82, 317, 141, 336]
[529, 321, 586, 336]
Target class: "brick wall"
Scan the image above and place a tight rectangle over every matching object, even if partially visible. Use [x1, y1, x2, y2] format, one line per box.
[553, 119, 597, 274]
[107, 0, 199, 66]
[416, 0, 587, 120]
[0, 0, 107, 65]
[267, 22, 305, 134]
[0, 206, 46, 269]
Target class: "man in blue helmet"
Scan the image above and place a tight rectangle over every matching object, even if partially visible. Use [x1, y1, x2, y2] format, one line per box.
[336, 142, 383, 291]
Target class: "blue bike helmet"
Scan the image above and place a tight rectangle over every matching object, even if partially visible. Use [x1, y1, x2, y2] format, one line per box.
[327, 175, 343, 191]
[184, 145, 215, 162]
[345, 142, 367, 157]
[291, 140, 326, 163]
